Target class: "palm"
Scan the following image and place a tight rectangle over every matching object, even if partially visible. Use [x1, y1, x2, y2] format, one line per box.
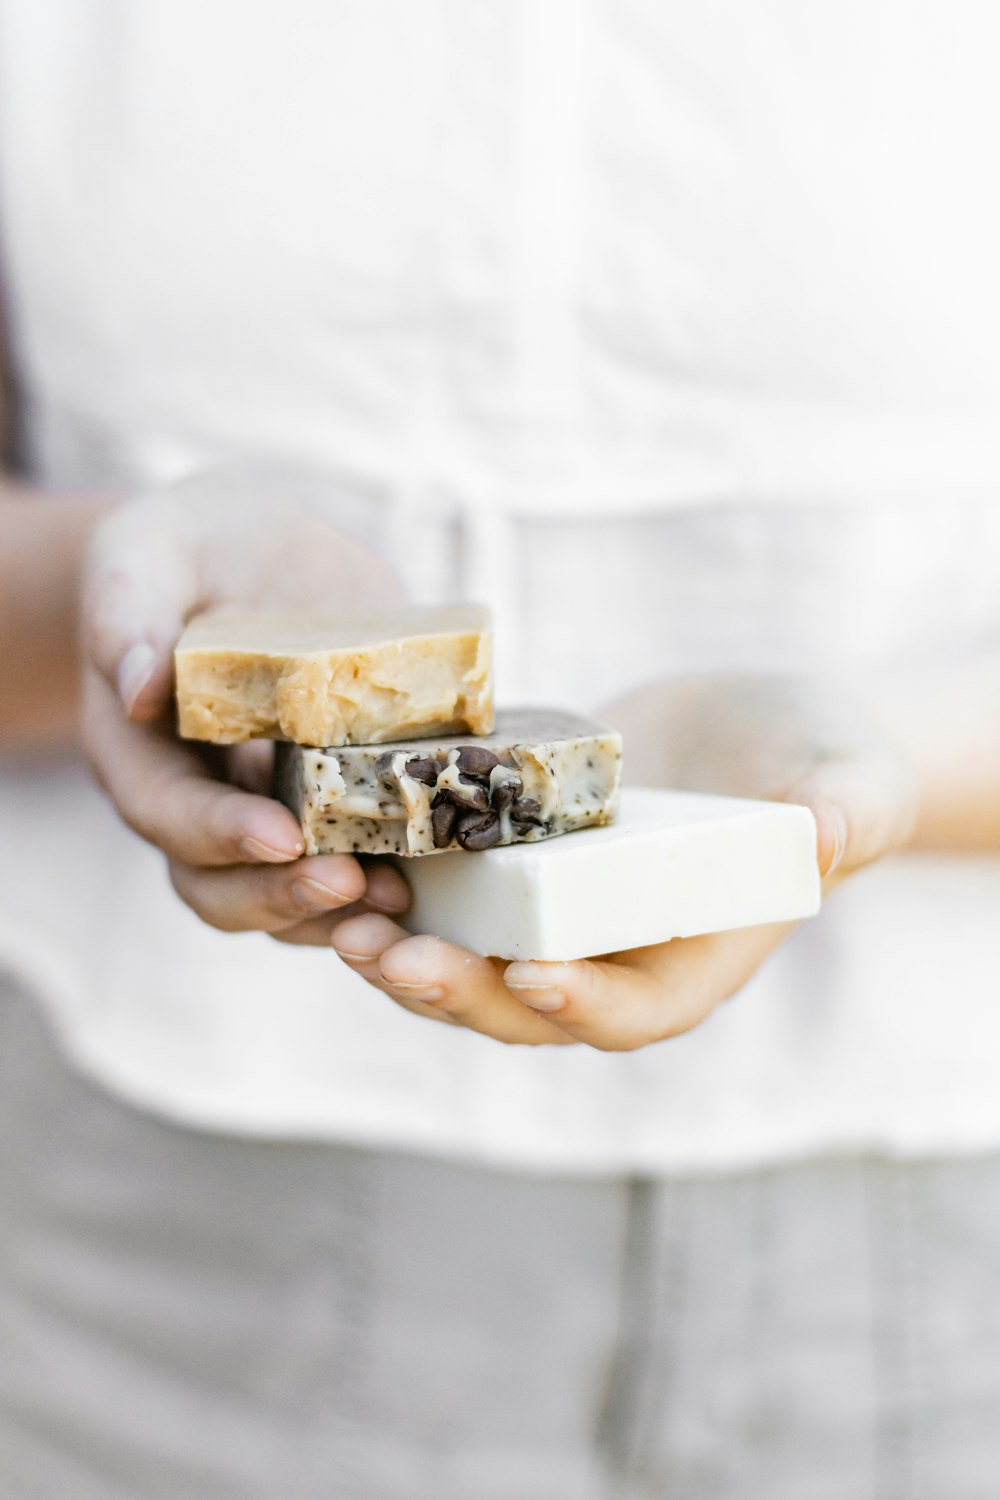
[329, 673, 919, 1050]
[82, 474, 411, 945]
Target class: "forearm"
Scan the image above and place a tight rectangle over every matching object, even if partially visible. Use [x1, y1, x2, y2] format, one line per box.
[0, 472, 113, 749]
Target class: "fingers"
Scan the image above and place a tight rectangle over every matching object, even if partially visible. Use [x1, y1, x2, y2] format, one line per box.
[784, 749, 920, 882]
[84, 499, 199, 722]
[170, 854, 365, 934]
[85, 642, 413, 931]
[225, 741, 276, 796]
[331, 914, 789, 1050]
[270, 913, 365, 947]
[169, 851, 409, 937]
[504, 922, 793, 1050]
[358, 859, 412, 915]
[331, 916, 572, 1043]
[83, 668, 304, 865]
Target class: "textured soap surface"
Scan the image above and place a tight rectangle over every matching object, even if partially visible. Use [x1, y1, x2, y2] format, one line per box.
[273, 709, 622, 856]
[175, 603, 493, 746]
[400, 787, 821, 959]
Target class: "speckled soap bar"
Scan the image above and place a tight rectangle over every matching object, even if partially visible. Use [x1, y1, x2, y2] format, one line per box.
[273, 709, 622, 856]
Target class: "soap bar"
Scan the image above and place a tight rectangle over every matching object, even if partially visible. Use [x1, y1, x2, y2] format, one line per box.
[273, 709, 622, 856]
[400, 787, 821, 959]
[175, 603, 493, 746]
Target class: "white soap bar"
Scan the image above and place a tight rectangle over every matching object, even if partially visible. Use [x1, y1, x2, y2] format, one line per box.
[401, 787, 821, 960]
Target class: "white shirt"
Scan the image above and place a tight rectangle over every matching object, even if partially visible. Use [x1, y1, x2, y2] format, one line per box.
[1, 0, 999, 1172]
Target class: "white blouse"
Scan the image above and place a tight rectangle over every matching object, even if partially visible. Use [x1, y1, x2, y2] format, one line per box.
[1, 0, 999, 1171]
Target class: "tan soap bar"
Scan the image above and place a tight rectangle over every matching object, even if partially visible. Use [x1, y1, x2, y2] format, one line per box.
[175, 603, 493, 746]
[273, 709, 622, 856]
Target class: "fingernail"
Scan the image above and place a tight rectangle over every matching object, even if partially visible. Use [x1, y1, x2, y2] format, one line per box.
[386, 982, 445, 1003]
[334, 947, 375, 964]
[240, 835, 302, 863]
[505, 965, 567, 1012]
[507, 986, 566, 1013]
[291, 878, 353, 913]
[366, 885, 410, 914]
[117, 642, 157, 714]
[825, 807, 849, 877]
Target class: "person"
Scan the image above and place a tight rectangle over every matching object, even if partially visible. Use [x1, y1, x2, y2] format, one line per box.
[2, 3, 1000, 1496]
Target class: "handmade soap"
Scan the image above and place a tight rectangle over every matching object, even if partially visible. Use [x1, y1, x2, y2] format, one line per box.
[273, 709, 622, 856]
[401, 787, 821, 960]
[175, 603, 493, 746]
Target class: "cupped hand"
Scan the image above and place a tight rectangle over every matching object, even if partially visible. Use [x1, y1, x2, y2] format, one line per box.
[81, 469, 410, 941]
[331, 674, 920, 1047]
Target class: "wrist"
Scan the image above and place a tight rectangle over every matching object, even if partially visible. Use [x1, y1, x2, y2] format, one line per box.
[0, 479, 118, 748]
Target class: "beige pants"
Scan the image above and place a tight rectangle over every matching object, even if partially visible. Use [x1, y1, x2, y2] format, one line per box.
[2, 980, 999, 1500]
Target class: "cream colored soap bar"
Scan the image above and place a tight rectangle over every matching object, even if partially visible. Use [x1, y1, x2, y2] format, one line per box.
[175, 603, 493, 746]
[273, 709, 622, 856]
[402, 787, 821, 960]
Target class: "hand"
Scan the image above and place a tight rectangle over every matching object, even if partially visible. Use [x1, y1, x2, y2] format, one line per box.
[329, 674, 919, 1047]
[82, 469, 411, 941]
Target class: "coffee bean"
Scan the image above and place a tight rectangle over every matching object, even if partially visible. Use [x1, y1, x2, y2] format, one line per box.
[431, 797, 458, 848]
[490, 774, 523, 812]
[459, 776, 490, 811]
[513, 817, 547, 838]
[440, 774, 490, 811]
[512, 797, 542, 823]
[403, 756, 438, 786]
[375, 751, 398, 787]
[456, 746, 500, 780]
[456, 809, 501, 851]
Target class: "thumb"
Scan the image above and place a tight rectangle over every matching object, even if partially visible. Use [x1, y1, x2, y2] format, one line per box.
[83, 502, 200, 723]
[783, 750, 919, 882]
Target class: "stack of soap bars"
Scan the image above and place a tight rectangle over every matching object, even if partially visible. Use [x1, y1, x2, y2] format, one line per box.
[174, 604, 623, 857]
[174, 601, 822, 960]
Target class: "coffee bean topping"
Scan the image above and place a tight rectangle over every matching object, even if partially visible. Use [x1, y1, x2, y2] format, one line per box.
[456, 746, 501, 780]
[456, 809, 502, 851]
[403, 756, 438, 786]
[491, 777, 521, 812]
[511, 797, 542, 823]
[491, 780, 515, 816]
[431, 796, 458, 848]
[437, 775, 490, 811]
[375, 751, 398, 787]
[458, 776, 491, 811]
